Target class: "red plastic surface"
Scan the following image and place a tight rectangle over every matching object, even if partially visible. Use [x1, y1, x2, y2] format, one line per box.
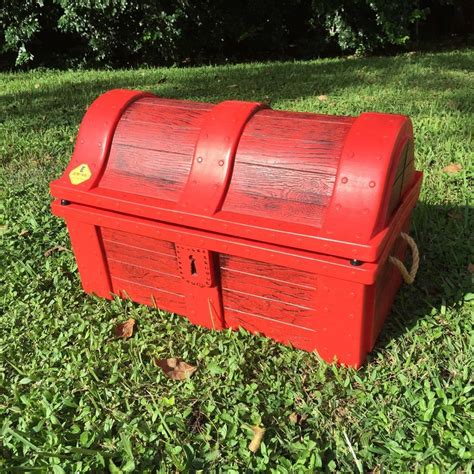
[179, 100, 267, 215]
[50, 89, 423, 367]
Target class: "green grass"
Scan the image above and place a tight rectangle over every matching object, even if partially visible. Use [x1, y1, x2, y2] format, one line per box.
[1, 48, 473, 472]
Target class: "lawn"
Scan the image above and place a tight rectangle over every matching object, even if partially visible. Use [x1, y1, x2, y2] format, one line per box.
[1, 48, 473, 472]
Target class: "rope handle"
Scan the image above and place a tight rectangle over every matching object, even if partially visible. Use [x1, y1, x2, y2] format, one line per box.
[389, 232, 420, 284]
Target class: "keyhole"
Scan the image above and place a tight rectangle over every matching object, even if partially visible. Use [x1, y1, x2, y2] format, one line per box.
[189, 255, 197, 275]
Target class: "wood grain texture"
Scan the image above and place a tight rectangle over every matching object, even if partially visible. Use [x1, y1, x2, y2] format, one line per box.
[102, 229, 180, 288]
[100, 98, 212, 202]
[237, 110, 353, 172]
[132, 96, 212, 112]
[102, 226, 186, 314]
[222, 108, 353, 227]
[99, 97, 354, 229]
[222, 288, 315, 323]
[108, 258, 183, 295]
[220, 254, 319, 341]
[100, 146, 190, 202]
[104, 239, 178, 274]
[224, 307, 317, 351]
[228, 162, 335, 202]
[111, 276, 186, 314]
[256, 109, 355, 125]
[102, 227, 176, 256]
[220, 270, 316, 308]
[219, 254, 317, 288]
[221, 193, 328, 228]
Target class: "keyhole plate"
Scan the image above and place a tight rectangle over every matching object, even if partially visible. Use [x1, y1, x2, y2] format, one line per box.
[175, 245, 214, 287]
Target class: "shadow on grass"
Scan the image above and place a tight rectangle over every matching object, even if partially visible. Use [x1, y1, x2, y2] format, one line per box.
[371, 201, 473, 362]
[1, 50, 473, 129]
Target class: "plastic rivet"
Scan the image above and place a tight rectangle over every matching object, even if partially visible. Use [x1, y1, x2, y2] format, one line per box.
[218, 160, 224, 166]
[369, 181, 376, 188]
[341, 177, 348, 184]
[197, 157, 203, 163]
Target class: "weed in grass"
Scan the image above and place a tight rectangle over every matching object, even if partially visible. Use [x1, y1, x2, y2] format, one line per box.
[0, 48, 473, 472]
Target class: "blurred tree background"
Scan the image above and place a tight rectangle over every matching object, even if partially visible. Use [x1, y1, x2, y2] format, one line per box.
[0, 0, 472, 69]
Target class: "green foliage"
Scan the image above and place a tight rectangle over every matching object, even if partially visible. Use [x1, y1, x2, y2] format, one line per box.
[0, 0, 463, 68]
[0, 0, 43, 65]
[56, 0, 184, 66]
[312, 0, 428, 54]
[1, 48, 473, 471]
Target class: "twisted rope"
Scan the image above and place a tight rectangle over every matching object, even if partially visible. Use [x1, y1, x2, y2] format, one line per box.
[389, 232, 420, 284]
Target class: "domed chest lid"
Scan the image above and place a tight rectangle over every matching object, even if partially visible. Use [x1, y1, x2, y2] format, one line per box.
[50, 90, 422, 262]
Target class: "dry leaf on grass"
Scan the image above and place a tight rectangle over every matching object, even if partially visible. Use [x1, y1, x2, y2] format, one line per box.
[155, 357, 197, 380]
[44, 245, 68, 257]
[18, 229, 29, 237]
[318, 95, 328, 101]
[248, 425, 265, 453]
[289, 412, 298, 424]
[442, 163, 462, 174]
[468, 263, 474, 274]
[114, 318, 136, 339]
[289, 412, 307, 425]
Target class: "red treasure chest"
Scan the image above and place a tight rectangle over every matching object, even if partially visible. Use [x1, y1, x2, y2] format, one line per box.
[50, 89, 423, 368]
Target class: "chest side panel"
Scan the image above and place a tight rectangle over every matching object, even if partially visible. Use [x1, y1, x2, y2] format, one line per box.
[219, 254, 320, 350]
[101, 227, 186, 313]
